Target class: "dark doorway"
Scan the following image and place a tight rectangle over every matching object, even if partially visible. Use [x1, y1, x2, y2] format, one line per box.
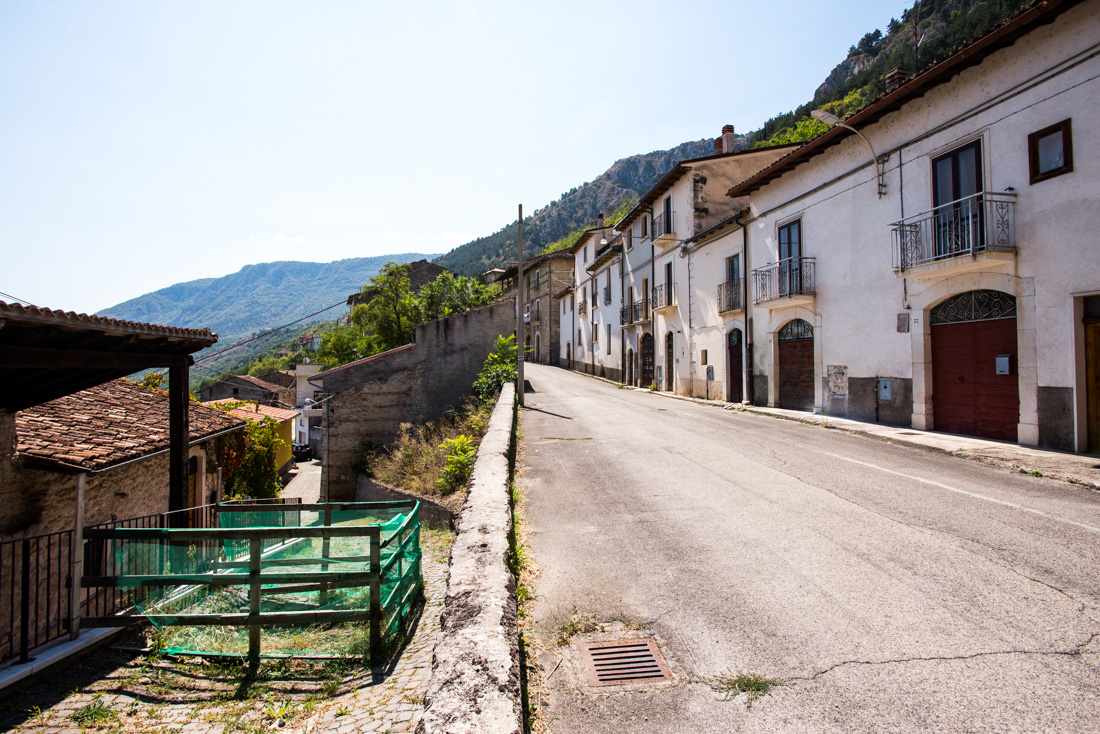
[728, 329, 743, 403]
[641, 333, 654, 387]
[665, 332, 674, 392]
[626, 348, 634, 386]
[930, 290, 1018, 441]
[778, 319, 814, 410]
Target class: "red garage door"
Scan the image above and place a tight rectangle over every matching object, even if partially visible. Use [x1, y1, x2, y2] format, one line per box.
[779, 319, 814, 411]
[930, 290, 1018, 441]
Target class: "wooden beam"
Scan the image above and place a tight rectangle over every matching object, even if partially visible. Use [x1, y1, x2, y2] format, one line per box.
[168, 363, 189, 519]
[84, 525, 381, 541]
[0, 344, 189, 370]
[81, 609, 371, 628]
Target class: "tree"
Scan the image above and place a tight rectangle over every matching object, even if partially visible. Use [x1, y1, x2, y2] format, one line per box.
[361, 263, 417, 352]
[215, 414, 284, 499]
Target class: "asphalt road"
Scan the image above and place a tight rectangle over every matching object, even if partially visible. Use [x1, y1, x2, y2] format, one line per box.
[518, 363, 1100, 734]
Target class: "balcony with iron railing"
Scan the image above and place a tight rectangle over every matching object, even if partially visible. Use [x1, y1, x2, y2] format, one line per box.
[752, 257, 816, 308]
[652, 283, 675, 311]
[651, 211, 677, 246]
[717, 278, 744, 314]
[621, 300, 650, 325]
[891, 192, 1016, 278]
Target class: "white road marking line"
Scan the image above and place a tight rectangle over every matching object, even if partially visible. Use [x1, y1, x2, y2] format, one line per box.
[818, 451, 1100, 535]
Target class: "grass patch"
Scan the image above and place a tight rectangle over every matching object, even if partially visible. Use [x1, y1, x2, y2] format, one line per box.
[71, 695, 118, 725]
[554, 605, 603, 646]
[708, 672, 785, 708]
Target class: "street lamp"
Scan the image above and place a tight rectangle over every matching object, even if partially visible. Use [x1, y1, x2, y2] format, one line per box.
[811, 110, 887, 197]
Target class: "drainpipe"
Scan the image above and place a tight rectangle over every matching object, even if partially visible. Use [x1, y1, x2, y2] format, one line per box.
[742, 217, 755, 405]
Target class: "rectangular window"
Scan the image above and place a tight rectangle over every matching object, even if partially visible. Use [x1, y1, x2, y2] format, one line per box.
[625, 228, 633, 250]
[535, 299, 541, 321]
[640, 216, 648, 239]
[701, 350, 708, 365]
[726, 254, 741, 284]
[778, 220, 801, 261]
[778, 219, 803, 296]
[1029, 119, 1073, 184]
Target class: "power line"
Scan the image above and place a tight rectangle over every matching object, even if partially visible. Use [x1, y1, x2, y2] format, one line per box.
[190, 299, 348, 369]
[0, 290, 35, 306]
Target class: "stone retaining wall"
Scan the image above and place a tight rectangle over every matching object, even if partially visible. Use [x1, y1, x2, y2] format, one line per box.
[418, 383, 521, 734]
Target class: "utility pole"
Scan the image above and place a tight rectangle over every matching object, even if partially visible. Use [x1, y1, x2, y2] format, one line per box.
[516, 204, 525, 407]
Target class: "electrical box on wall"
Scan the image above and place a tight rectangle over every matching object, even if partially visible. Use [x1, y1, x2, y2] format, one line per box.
[877, 379, 892, 401]
[706, 365, 714, 380]
[995, 354, 1013, 375]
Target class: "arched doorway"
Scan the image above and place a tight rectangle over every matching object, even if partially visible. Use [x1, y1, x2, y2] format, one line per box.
[535, 332, 541, 364]
[778, 319, 814, 410]
[930, 290, 1018, 440]
[640, 333, 654, 387]
[626, 348, 634, 386]
[728, 329, 743, 403]
[665, 332, 675, 392]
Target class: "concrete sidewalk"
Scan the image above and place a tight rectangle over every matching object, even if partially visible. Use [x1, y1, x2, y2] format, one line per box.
[601, 376, 1100, 491]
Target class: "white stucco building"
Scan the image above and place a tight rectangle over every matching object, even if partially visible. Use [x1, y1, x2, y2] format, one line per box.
[724, 0, 1099, 451]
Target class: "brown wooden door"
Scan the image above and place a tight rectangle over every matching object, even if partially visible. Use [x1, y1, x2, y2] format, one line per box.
[778, 320, 814, 410]
[640, 334, 654, 387]
[931, 317, 1018, 441]
[728, 329, 743, 403]
[1086, 322, 1100, 451]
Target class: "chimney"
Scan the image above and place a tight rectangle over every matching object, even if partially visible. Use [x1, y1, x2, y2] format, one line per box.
[597, 212, 604, 228]
[713, 138, 723, 155]
[721, 124, 736, 154]
[886, 67, 910, 94]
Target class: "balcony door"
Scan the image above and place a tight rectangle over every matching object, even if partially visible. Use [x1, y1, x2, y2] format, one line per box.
[778, 220, 802, 296]
[932, 140, 984, 258]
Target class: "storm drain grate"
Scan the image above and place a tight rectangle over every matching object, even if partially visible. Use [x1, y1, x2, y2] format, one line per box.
[579, 639, 672, 687]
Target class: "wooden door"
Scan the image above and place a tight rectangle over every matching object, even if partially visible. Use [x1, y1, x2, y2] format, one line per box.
[778, 319, 814, 410]
[1086, 322, 1100, 451]
[665, 332, 674, 391]
[728, 329, 743, 403]
[931, 312, 1018, 441]
[640, 334, 654, 387]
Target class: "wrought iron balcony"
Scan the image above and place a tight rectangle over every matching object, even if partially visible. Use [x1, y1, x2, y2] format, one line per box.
[621, 300, 650, 324]
[891, 192, 1016, 276]
[620, 305, 632, 325]
[717, 278, 744, 313]
[652, 284, 675, 311]
[602, 286, 611, 305]
[752, 258, 815, 306]
[578, 300, 587, 316]
[652, 211, 676, 243]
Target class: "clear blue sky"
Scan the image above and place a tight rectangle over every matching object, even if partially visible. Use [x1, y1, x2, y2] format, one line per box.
[1, 0, 911, 315]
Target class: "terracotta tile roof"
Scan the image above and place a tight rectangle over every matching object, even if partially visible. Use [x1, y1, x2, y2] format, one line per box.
[204, 400, 300, 423]
[15, 379, 245, 472]
[0, 301, 216, 341]
[232, 374, 286, 393]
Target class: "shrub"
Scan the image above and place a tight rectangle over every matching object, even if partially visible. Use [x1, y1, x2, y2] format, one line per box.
[438, 435, 476, 494]
[472, 334, 518, 405]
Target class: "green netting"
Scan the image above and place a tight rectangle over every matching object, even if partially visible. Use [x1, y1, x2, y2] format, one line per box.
[102, 502, 422, 660]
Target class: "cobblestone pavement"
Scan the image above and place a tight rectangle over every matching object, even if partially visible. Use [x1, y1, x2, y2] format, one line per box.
[2, 529, 452, 734]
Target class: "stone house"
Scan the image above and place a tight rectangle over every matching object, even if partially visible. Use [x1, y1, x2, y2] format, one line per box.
[204, 400, 300, 475]
[499, 251, 573, 366]
[199, 374, 292, 407]
[8, 378, 244, 539]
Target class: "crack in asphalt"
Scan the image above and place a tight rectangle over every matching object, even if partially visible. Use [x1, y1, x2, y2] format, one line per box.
[794, 630, 1100, 682]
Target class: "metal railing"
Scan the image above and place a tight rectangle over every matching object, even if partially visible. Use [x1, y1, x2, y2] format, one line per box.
[717, 278, 744, 313]
[653, 211, 675, 239]
[0, 497, 301, 664]
[891, 192, 1016, 271]
[752, 257, 816, 303]
[652, 284, 675, 309]
[621, 300, 650, 325]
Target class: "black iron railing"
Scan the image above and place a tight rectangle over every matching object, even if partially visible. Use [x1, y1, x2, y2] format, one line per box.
[752, 257, 816, 303]
[891, 192, 1016, 271]
[652, 211, 675, 239]
[652, 284, 674, 309]
[0, 497, 301, 664]
[718, 278, 744, 313]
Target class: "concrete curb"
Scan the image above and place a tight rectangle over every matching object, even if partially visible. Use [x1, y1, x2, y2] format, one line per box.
[418, 383, 522, 734]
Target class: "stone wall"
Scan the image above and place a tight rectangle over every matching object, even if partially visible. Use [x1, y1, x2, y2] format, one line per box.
[320, 302, 515, 501]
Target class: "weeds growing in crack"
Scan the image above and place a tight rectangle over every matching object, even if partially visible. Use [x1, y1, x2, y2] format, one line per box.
[554, 605, 603, 646]
[707, 672, 785, 708]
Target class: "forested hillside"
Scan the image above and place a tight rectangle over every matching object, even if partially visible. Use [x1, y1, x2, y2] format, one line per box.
[435, 140, 713, 276]
[98, 254, 432, 344]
